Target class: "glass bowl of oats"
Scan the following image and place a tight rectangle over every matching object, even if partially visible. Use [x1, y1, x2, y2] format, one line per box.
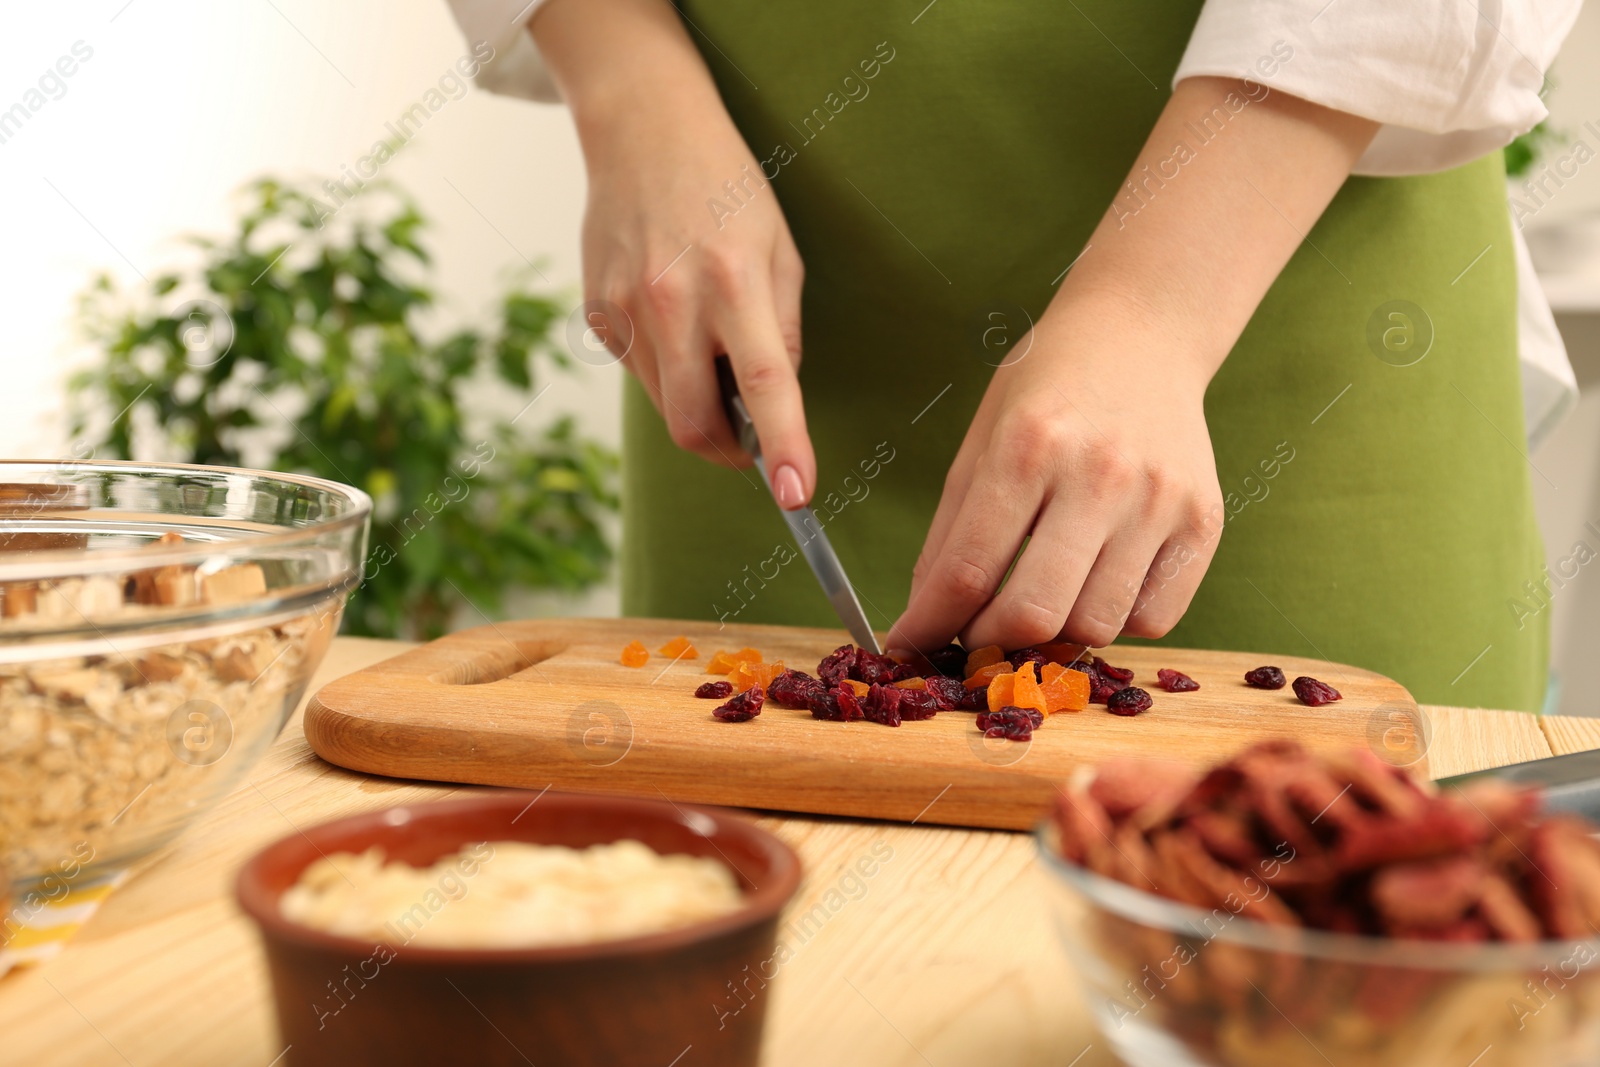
[0, 459, 369, 892]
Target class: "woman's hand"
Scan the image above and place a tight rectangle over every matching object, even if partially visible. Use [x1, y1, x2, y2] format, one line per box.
[892, 301, 1226, 654]
[887, 77, 1378, 656]
[532, 0, 815, 508]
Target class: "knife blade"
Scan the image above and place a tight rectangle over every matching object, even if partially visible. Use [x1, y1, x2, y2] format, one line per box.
[715, 358, 881, 655]
[1438, 748, 1600, 823]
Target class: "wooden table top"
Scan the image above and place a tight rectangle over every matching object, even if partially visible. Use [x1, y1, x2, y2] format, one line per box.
[0, 637, 1584, 1067]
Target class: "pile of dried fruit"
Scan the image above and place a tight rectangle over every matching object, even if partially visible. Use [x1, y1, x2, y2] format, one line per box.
[675, 639, 1202, 738]
[1049, 740, 1600, 1065]
[1055, 739, 1600, 940]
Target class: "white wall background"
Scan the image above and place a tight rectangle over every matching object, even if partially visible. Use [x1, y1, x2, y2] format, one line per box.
[0, 0, 620, 614]
[2, 0, 1599, 693]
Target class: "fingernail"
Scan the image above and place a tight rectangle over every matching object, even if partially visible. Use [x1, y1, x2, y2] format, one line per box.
[773, 464, 804, 510]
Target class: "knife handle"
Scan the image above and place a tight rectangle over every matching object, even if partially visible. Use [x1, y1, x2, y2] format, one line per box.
[714, 356, 760, 457]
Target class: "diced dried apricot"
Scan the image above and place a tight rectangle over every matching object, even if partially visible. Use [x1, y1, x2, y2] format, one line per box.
[1040, 662, 1066, 684]
[894, 676, 927, 690]
[1041, 668, 1090, 714]
[1038, 640, 1088, 666]
[986, 672, 1016, 712]
[706, 650, 737, 675]
[1012, 660, 1039, 683]
[964, 661, 1011, 689]
[657, 635, 698, 659]
[730, 661, 776, 693]
[620, 640, 649, 668]
[1012, 668, 1048, 716]
[732, 647, 763, 666]
[965, 644, 1005, 677]
[844, 679, 870, 696]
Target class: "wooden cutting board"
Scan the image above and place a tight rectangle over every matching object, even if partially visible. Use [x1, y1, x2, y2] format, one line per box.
[304, 618, 1425, 831]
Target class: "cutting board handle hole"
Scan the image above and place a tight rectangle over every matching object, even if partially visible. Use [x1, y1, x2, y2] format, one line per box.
[428, 640, 567, 685]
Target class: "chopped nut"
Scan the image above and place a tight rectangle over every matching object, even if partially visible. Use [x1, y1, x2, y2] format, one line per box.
[201, 564, 267, 606]
[137, 651, 186, 684]
[212, 639, 275, 683]
[1, 583, 36, 617]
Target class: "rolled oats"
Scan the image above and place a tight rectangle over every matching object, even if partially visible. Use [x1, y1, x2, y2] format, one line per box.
[0, 554, 338, 883]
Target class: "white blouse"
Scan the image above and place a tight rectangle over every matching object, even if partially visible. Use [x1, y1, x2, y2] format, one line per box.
[446, 0, 1582, 444]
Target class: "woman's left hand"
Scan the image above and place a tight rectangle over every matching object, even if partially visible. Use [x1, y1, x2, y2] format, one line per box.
[885, 76, 1376, 657]
[886, 302, 1225, 656]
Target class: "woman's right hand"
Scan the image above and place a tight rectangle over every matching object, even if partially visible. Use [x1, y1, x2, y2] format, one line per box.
[532, 0, 816, 510]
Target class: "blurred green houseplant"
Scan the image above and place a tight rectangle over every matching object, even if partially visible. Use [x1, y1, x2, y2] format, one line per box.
[69, 177, 617, 639]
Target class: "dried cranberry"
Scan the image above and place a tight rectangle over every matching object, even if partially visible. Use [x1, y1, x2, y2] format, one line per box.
[1008, 648, 1049, 672]
[1292, 676, 1342, 707]
[695, 680, 734, 700]
[768, 669, 822, 709]
[976, 705, 1042, 741]
[924, 675, 967, 710]
[1094, 656, 1134, 683]
[959, 684, 990, 712]
[835, 685, 865, 722]
[856, 651, 900, 686]
[1106, 686, 1152, 716]
[1156, 669, 1199, 693]
[808, 688, 844, 721]
[861, 683, 903, 727]
[928, 644, 968, 678]
[889, 661, 922, 682]
[713, 686, 765, 722]
[897, 689, 942, 720]
[817, 644, 858, 687]
[1244, 665, 1287, 690]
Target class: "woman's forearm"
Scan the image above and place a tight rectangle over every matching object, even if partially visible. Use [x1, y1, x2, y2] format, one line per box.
[1045, 76, 1379, 384]
[530, 0, 726, 154]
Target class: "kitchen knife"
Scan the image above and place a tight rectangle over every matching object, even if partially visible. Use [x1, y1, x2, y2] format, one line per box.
[715, 358, 882, 655]
[1439, 748, 1600, 823]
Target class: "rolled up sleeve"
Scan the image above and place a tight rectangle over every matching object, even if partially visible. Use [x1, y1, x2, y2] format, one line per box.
[445, 0, 562, 102]
[1174, 0, 1582, 176]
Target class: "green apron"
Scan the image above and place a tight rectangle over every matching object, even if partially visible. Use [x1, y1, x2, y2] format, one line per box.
[621, 1, 1548, 713]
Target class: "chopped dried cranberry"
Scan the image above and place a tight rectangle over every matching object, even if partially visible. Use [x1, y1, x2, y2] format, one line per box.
[928, 644, 968, 678]
[1106, 686, 1152, 716]
[1293, 676, 1342, 707]
[856, 651, 900, 686]
[817, 644, 858, 687]
[976, 705, 1043, 741]
[695, 680, 734, 699]
[807, 687, 844, 721]
[768, 669, 823, 709]
[1008, 648, 1049, 672]
[861, 683, 903, 727]
[959, 684, 990, 712]
[889, 661, 922, 682]
[897, 689, 942, 720]
[835, 685, 865, 722]
[1244, 665, 1287, 690]
[1094, 656, 1134, 683]
[1156, 669, 1199, 693]
[924, 675, 967, 710]
[713, 685, 765, 722]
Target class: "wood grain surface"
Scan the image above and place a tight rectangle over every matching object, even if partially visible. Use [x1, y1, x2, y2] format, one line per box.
[0, 638, 1568, 1067]
[304, 618, 1424, 831]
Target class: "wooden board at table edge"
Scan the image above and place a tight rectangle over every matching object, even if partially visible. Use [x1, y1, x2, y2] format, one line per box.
[304, 617, 1425, 832]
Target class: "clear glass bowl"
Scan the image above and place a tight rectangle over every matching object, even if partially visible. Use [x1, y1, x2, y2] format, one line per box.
[1037, 825, 1600, 1067]
[0, 460, 369, 893]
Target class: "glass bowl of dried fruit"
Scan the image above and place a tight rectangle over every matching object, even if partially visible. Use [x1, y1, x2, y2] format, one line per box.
[1038, 742, 1600, 1067]
[0, 460, 368, 893]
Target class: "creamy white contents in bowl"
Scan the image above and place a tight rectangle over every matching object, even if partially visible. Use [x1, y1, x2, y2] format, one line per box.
[278, 839, 744, 948]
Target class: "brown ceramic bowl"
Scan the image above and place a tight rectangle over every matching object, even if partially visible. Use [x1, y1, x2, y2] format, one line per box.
[236, 791, 802, 1067]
